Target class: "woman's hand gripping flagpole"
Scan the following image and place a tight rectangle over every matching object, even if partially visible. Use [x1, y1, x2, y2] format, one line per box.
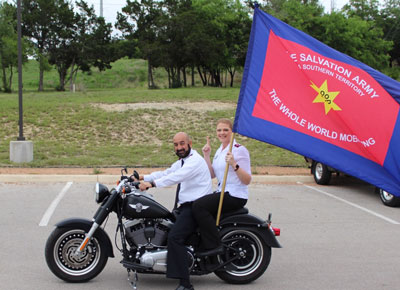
[215, 132, 235, 226]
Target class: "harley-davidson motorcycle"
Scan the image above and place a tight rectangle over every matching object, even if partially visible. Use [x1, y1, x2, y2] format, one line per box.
[45, 168, 281, 288]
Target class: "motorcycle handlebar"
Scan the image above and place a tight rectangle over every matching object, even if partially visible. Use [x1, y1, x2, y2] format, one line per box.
[117, 168, 141, 193]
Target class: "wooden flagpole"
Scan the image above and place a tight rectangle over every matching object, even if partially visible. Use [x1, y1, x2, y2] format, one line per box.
[216, 132, 235, 226]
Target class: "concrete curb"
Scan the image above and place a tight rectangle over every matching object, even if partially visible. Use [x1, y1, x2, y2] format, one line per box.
[0, 174, 314, 184]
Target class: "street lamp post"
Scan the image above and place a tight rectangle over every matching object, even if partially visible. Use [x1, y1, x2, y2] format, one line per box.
[17, 0, 24, 141]
[10, 0, 33, 163]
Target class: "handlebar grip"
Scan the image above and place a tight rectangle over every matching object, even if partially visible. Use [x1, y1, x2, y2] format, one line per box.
[131, 181, 140, 189]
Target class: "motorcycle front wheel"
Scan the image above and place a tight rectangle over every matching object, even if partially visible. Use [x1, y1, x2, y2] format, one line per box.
[215, 228, 271, 284]
[45, 226, 108, 282]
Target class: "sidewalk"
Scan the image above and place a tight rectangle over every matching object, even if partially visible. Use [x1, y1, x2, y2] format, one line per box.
[0, 166, 313, 184]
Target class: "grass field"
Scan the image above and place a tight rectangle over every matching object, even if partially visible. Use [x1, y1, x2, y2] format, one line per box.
[0, 58, 305, 168]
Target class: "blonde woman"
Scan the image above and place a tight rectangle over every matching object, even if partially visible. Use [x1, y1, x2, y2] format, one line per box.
[192, 118, 251, 257]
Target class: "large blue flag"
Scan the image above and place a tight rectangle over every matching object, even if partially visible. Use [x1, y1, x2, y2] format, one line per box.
[233, 7, 400, 196]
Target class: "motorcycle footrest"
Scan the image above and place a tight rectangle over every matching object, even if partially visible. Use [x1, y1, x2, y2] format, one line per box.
[121, 259, 151, 271]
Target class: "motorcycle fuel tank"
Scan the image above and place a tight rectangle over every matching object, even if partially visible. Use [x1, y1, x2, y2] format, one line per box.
[123, 193, 172, 219]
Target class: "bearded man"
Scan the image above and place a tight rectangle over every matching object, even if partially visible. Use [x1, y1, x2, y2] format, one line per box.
[138, 132, 212, 290]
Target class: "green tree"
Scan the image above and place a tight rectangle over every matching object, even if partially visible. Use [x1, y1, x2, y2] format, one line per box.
[116, 0, 163, 89]
[0, 2, 29, 93]
[316, 12, 392, 70]
[66, 1, 118, 91]
[342, 0, 380, 20]
[262, 0, 324, 36]
[338, 0, 393, 70]
[378, 0, 400, 70]
[22, 0, 62, 91]
[45, 0, 75, 91]
[46, 0, 117, 91]
[191, 0, 242, 87]
[223, 0, 252, 87]
[117, 0, 251, 88]
[155, 0, 192, 88]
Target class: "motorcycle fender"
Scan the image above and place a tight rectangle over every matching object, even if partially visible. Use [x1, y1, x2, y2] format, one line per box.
[220, 213, 282, 248]
[55, 218, 114, 257]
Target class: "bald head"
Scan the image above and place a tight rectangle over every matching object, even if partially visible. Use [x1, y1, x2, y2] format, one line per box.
[173, 132, 190, 143]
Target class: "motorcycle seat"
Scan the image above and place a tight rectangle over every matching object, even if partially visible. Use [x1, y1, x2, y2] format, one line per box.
[221, 207, 249, 219]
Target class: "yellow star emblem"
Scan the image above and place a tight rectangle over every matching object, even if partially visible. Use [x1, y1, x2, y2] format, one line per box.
[311, 80, 341, 115]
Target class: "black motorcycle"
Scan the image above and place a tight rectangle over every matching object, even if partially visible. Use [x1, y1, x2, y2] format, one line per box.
[45, 168, 281, 288]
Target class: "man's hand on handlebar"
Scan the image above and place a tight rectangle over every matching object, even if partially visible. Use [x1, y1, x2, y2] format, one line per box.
[139, 181, 152, 191]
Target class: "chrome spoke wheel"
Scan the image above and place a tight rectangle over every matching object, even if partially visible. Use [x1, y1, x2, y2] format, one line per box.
[220, 230, 265, 277]
[53, 230, 101, 276]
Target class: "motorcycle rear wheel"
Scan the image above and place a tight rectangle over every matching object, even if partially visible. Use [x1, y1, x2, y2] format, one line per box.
[45, 226, 108, 282]
[215, 228, 271, 284]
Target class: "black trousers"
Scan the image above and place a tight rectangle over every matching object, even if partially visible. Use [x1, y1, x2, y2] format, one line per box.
[192, 192, 247, 250]
[166, 203, 197, 281]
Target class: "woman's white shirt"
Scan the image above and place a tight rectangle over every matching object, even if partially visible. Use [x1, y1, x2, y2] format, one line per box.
[212, 140, 251, 199]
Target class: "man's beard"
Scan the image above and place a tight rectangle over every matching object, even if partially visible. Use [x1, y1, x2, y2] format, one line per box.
[176, 145, 191, 159]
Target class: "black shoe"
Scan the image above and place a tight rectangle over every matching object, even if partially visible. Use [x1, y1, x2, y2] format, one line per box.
[175, 285, 194, 290]
[197, 245, 224, 257]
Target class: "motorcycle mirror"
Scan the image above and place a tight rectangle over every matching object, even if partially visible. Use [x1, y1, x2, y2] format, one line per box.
[121, 167, 128, 175]
[133, 170, 139, 180]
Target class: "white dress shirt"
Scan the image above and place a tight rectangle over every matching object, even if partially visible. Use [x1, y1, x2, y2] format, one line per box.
[144, 149, 212, 204]
[212, 140, 251, 199]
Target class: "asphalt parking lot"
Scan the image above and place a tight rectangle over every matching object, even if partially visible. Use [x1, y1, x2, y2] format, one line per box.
[0, 178, 399, 290]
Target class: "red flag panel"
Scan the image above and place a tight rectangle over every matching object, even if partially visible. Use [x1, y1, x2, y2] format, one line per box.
[252, 31, 399, 165]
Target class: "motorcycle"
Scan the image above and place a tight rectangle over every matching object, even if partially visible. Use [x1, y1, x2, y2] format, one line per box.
[45, 168, 281, 288]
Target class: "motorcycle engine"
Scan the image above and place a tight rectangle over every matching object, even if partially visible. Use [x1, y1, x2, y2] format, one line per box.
[123, 218, 195, 273]
[124, 218, 172, 248]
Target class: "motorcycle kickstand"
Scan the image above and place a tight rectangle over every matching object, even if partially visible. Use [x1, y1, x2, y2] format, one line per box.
[127, 269, 139, 290]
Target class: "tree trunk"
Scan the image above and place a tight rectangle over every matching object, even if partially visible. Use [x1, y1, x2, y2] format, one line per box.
[2, 67, 13, 93]
[39, 67, 44, 91]
[229, 68, 235, 87]
[209, 70, 215, 87]
[38, 50, 45, 91]
[69, 58, 76, 92]
[166, 67, 171, 88]
[8, 66, 13, 92]
[147, 59, 155, 89]
[170, 67, 181, 88]
[182, 67, 187, 87]
[176, 67, 182, 88]
[57, 67, 67, 91]
[216, 69, 222, 87]
[191, 65, 195, 87]
[2, 67, 7, 92]
[197, 66, 207, 86]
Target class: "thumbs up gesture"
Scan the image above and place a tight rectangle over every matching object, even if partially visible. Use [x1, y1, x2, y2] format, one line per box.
[202, 136, 211, 158]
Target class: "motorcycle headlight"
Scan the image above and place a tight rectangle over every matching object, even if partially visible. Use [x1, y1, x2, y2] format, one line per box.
[95, 182, 110, 203]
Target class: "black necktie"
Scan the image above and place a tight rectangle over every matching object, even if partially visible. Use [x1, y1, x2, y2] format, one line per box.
[173, 159, 184, 209]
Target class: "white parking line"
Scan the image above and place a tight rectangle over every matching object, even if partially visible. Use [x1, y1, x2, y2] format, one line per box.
[39, 182, 73, 227]
[299, 182, 400, 225]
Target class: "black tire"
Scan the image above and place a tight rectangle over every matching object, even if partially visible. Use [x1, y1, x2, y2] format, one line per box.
[45, 226, 108, 282]
[378, 188, 400, 207]
[313, 162, 332, 185]
[214, 228, 271, 284]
